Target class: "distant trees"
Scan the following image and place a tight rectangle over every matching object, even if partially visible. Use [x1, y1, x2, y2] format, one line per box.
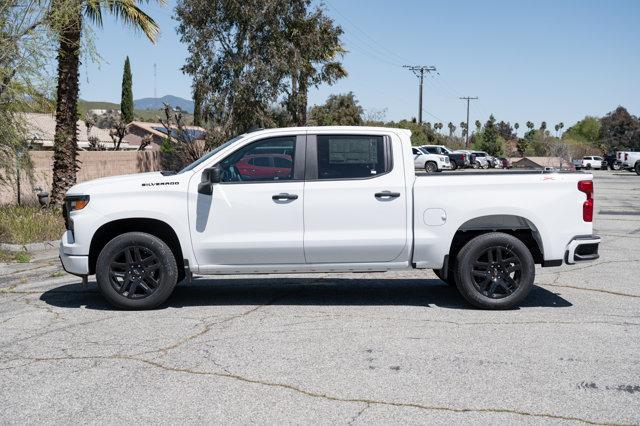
[474, 115, 503, 156]
[120, 56, 133, 124]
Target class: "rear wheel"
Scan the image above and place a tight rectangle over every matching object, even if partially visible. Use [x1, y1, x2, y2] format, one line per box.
[450, 161, 458, 170]
[585, 163, 592, 170]
[96, 232, 178, 309]
[635, 162, 640, 176]
[454, 232, 534, 309]
[425, 161, 438, 173]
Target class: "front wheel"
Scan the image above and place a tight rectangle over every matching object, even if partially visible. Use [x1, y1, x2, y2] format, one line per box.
[585, 164, 592, 170]
[635, 162, 640, 176]
[425, 161, 438, 173]
[454, 232, 535, 309]
[96, 232, 178, 309]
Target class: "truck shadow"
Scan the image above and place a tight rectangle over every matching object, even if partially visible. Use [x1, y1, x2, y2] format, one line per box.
[40, 278, 572, 311]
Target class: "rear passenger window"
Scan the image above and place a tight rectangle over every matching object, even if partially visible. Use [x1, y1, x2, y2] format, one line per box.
[316, 135, 389, 179]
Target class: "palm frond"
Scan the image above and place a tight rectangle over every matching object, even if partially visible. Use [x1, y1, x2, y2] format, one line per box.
[87, 0, 163, 43]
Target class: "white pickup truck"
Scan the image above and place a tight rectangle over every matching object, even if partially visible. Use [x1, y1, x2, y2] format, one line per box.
[59, 126, 601, 310]
[617, 150, 640, 174]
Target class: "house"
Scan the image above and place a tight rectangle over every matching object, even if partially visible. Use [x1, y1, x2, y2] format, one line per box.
[509, 156, 571, 169]
[21, 113, 138, 151]
[125, 121, 206, 149]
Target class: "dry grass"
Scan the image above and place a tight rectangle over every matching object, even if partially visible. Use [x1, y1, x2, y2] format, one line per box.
[0, 249, 30, 263]
[0, 205, 65, 244]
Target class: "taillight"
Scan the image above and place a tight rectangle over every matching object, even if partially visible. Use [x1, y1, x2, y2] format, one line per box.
[578, 180, 593, 222]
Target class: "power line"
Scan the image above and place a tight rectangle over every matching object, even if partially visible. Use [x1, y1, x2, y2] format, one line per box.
[325, 1, 413, 65]
[459, 96, 478, 147]
[403, 65, 436, 124]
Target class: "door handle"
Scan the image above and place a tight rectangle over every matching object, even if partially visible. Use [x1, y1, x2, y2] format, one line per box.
[272, 193, 298, 201]
[375, 191, 401, 199]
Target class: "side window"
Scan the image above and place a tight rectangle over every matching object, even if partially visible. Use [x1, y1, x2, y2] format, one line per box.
[425, 147, 438, 154]
[412, 147, 420, 155]
[218, 136, 296, 182]
[316, 135, 389, 180]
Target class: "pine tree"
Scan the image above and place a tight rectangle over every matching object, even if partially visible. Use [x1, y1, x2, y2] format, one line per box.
[121, 56, 134, 124]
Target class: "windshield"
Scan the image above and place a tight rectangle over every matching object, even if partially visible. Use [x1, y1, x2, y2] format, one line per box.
[440, 146, 453, 154]
[177, 134, 245, 174]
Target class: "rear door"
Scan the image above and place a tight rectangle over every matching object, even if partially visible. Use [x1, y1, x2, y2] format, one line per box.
[303, 133, 407, 263]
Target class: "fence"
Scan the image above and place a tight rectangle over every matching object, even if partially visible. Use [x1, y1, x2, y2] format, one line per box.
[1, 150, 162, 205]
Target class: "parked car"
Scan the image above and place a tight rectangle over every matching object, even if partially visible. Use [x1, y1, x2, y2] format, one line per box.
[419, 145, 469, 170]
[496, 157, 511, 169]
[572, 158, 583, 170]
[235, 153, 293, 180]
[458, 150, 489, 169]
[581, 156, 605, 170]
[616, 150, 640, 175]
[412, 147, 451, 172]
[60, 126, 600, 310]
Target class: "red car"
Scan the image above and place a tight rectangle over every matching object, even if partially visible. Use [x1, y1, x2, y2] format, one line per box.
[235, 153, 293, 180]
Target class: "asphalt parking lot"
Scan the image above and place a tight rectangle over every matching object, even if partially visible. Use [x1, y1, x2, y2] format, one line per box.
[1, 170, 639, 425]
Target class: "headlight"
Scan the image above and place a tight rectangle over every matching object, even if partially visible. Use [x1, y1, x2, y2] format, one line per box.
[65, 195, 90, 212]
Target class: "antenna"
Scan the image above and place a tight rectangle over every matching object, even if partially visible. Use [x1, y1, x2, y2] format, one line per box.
[153, 63, 157, 98]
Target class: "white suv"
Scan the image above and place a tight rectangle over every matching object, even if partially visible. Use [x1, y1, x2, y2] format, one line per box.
[581, 156, 605, 170]
[412, 147, 451, 172]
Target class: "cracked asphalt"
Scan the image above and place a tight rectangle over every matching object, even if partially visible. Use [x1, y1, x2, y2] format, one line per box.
[1, 170, 639, 425]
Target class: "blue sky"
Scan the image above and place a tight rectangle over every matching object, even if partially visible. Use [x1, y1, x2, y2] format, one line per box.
[80, 0, 640, 131]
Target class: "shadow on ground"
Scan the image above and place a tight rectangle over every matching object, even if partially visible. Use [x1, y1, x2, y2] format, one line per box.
[40, 278, 572, 311]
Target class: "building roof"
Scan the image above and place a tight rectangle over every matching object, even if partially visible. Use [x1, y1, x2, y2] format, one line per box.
[21, 113, 138, 150]
[128, 121, 206, 141]
[509, 156, 570, 169]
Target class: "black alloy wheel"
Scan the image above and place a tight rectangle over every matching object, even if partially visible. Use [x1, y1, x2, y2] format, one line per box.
[96, 232, 178, 309]
[469, 246, 521, 299]
[454, 232, 534, 309]
[108, 246, 162, 299]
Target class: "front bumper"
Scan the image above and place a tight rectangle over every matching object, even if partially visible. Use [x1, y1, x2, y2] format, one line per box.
[564, 235, 601, 265]
[59, 241, 89, 276]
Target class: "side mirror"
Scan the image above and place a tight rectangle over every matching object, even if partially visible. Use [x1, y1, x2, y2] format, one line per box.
[198, 165, 222, 195]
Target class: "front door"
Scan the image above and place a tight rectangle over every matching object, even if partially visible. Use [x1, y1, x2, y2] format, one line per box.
[189, 135, 305, 267]
[303, 133, 408, 263]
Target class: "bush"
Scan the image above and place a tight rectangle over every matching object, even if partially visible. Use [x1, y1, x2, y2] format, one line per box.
[0, 205, 65, 244]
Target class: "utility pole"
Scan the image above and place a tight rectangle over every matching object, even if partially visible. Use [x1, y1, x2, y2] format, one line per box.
[403, 65, 436, 124]
[459, 96, 478, 147]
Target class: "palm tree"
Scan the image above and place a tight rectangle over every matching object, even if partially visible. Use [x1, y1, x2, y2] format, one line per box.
[514, 122, 519, 136]
[447, 122, 455, 138]
[475, 119, 481, 131]
[526, 121, 534, 130]
[50, 0, 164, 205]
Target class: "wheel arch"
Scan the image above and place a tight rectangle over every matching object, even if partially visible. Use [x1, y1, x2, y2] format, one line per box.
[447, 214, 544, 265]
[89, 218, 186, 280]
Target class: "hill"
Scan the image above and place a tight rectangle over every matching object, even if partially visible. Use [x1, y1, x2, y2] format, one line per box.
[134, 95, 194, 113]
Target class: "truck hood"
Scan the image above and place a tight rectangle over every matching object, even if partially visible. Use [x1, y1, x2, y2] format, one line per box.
[66, 171, 172, 196]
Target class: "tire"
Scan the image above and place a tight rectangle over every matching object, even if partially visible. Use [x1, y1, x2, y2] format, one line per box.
[585, 164, 591, 170]
[635, 162, 640, 176]
[425, 161, 438, 173]
[450, 161, 458, 171]
[96, 232, 178, 309]
[453, 232, 535, 310]
[473, 162, 479, 169]
[482, 163, 489, 169]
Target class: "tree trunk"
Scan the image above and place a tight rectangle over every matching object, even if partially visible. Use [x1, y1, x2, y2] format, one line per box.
[50, 14, 82, 206]
[297, 75, 308, 126]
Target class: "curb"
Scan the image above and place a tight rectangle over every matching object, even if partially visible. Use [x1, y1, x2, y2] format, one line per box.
[0, 240, 58, 252]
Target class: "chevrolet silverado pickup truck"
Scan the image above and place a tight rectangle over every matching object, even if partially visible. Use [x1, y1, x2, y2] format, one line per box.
[617, 150, 640, 174]
[59, 126, 601, 310]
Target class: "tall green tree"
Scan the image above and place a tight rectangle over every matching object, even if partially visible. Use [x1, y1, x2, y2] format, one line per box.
[475, 114, 503, 156]
[308, 92, 362, 126]
[192, 80, 203, 127]
[50, 0, 164, 205]
[563, 116, 600, 144]
[176, 0, 346, 137]
[283, 0, 346, 125]
[598, 106, 640, 152]
[120, 56, 133, 123]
